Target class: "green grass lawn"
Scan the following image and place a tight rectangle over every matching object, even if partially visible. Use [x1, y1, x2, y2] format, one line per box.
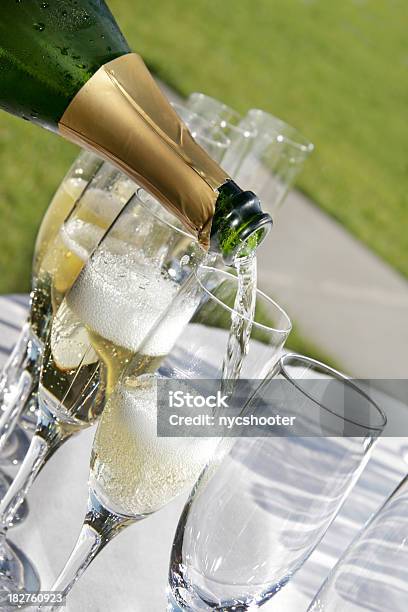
[0, 0, 407, 294]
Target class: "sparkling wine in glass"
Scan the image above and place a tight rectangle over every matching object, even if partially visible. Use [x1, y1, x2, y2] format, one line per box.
[0, 190, 204, 593]
[46, 265, 291, 608]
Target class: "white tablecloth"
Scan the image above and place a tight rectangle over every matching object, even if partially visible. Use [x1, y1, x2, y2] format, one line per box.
[0, 295, 407, 611]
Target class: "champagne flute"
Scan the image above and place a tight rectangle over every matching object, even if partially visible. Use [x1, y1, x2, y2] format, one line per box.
[308, 474, 408, 611]
[46, 264, 291, 607]
[223, 109, 314, 215]
[170, 102, 231, 163]
[0, 159, 131, 460]
[0, 151, 103, 462]
[186, 92, 249, 140]
[168, 354, 386, 611]
[186, 94, 314, 215]
[0, 190, 203, 593]
[186, 92, 257, 164]
[0, 151, 102, 593]
[0, 153, 103, 530]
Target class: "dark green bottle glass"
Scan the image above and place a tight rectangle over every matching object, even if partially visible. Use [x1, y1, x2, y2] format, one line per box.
[0, 0, 130, 129]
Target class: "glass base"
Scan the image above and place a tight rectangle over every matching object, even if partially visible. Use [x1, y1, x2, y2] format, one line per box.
[0, 540, 40, 611]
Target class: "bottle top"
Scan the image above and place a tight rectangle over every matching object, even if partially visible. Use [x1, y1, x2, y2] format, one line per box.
[211, 180, 272, 265]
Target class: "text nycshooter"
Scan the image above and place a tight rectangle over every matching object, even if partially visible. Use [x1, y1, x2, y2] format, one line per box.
[219, 414, 296, 429]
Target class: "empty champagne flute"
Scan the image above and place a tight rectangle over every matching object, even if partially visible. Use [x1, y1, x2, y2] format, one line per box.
[223, 109, 314, 215]
[308, 474, 408, 612]
[0, 189, 203, 593]
[168, 354, 386, 611]
[186, 92, 257, 167]
[186, 93, 313, 215]
[46, 263, 291, 607]
[186, 92, 252, 142]
[171, 102, 231, 163]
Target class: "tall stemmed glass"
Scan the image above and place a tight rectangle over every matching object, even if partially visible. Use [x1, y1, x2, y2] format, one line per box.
[168, 354, 386, 611]
[0, 160, 132, 461]
[0, 151, 103, 463]
[223, 109, 314, 215]
[308, 474, 408, 611]
[0, 191, 204, 592]
[44, 265, 291, 608]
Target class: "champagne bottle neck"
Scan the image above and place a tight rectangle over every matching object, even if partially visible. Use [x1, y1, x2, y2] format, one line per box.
[59, 53, 228, 247]
[211, 181, 272, 265]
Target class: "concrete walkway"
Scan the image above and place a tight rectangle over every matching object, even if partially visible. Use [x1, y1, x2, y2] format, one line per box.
[159, 80, 408, 380]
[258, 190, 408, 380]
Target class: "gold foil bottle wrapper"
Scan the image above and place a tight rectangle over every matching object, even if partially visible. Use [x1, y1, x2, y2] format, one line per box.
[59, 53, 230, 248]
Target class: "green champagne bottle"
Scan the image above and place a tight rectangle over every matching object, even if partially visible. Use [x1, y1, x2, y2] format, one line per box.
[0, 0, 271, 263]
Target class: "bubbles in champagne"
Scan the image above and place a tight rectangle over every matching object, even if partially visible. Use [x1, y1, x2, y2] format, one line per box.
[59, 218, 103, 263]
[76, 186, 124, 228]
[51, 301, 98, 371]
[66, 247, 191, 356]
[33, 176, 87, 275]
[40, 216, 104, 302]
[91, 375, 217, 516]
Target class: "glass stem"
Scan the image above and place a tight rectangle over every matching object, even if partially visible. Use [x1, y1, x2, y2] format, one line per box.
[0, 321, 30, 402]
[0, 323, 42, 450]
[0, 408, 69, 536]
[48, 489, 136, 610]
[0, 435, 47, 534]
[0, 370, 33, 453]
